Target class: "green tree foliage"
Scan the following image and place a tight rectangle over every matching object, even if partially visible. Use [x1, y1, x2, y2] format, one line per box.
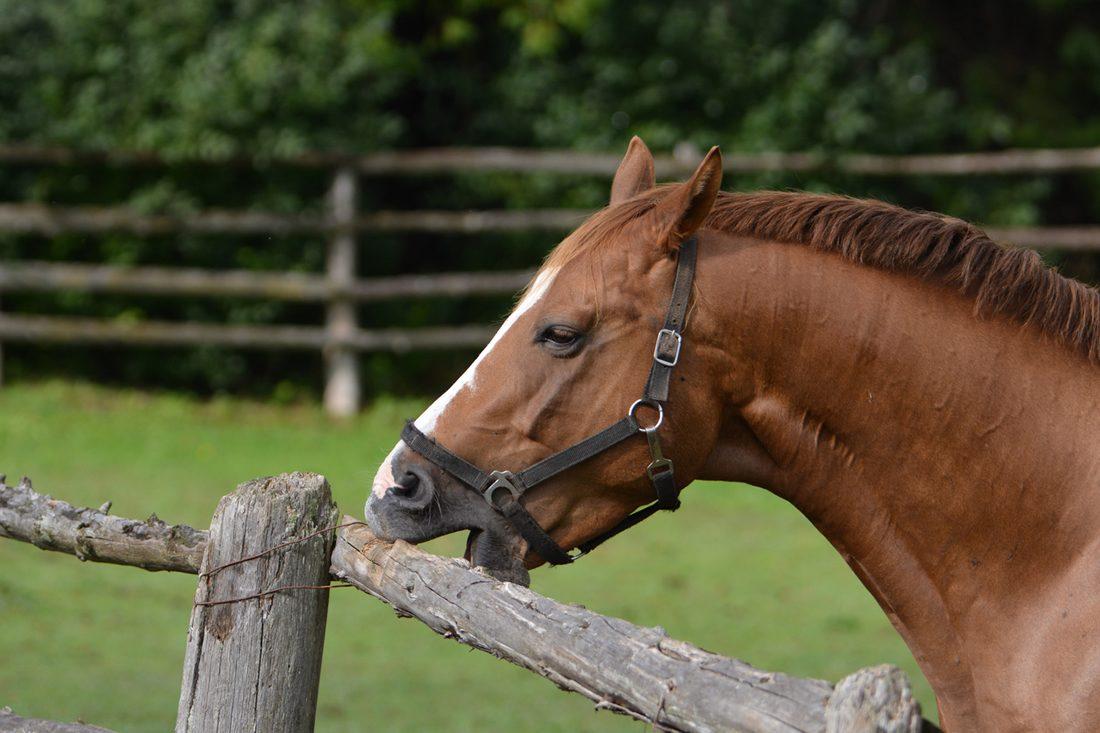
[1, 0, 1097, 396]
[0, 0, 412, 154]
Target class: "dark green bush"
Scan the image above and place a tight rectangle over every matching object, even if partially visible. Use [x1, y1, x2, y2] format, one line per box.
[1, 0, 1097, 398]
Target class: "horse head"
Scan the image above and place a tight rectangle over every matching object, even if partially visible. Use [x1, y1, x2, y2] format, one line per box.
[365, 138, 727, 584]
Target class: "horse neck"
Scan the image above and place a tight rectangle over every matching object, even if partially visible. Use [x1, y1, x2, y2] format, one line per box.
[695, 233, 1100, 729]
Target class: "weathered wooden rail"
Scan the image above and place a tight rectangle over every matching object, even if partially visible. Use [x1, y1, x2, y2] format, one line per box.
[0, 260, 534, 303]
[2, 142, 1099, 415]
[0, 473, 935, 733]
[0, 201, 1093, 247]
[4, 142, 1100, 176]
[0, 314, 497, 353]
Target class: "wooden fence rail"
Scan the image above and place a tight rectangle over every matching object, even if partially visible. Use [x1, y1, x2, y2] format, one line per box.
[0, 315, 497, 352]
[1, 202, 1098, 249]
[4, 142, 1100, 176]
[0, 202, 592, 235]
[0, 261, 533, 302]
[2, 142, 1100, 414]
[0, 473, 934, 733]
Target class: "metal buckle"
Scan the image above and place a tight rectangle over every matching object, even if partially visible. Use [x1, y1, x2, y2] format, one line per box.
[483, 470, 521, 508]
[653, 328, 682, 367]
[641, 423, 674, 480]
[646, 457, 674, 481]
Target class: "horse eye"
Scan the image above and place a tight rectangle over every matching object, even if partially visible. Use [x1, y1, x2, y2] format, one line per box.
[542, 326, 578, 344]
[538, 325, 582, 351]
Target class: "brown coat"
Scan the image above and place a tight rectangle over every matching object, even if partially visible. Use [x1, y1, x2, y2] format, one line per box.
[367, 138, 1100, 731]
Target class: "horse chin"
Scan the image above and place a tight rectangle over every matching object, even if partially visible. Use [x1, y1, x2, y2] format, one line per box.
[465, 528, 530, 586]
[366, 484, 530, 585]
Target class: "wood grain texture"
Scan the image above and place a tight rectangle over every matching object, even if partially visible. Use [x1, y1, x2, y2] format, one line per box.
[333, 518, 881, 733]
[0, 475, 205, 573]
[825, 666, 926, 733]
[0, 476, 930, 732]
[175, 473, 338, 733]
[0, 709, 115, 733]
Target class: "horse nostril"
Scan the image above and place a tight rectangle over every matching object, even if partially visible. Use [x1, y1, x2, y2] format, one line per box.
[393, 471, 420, 497]
[387, 468, 433, 510]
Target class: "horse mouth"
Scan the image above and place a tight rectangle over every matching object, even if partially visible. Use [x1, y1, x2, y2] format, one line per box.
[463, 528, 477, 563]
[464, 528, 530, 586]
[365, 484, 530, 585]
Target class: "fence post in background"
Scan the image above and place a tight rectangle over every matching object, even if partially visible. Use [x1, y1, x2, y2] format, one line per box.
[323, 167, 360, 417]
[175, 473, 338, 733]
[0, 292, 5, 388]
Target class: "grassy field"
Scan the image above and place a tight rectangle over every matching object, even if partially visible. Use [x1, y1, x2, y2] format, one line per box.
[0, 381, 934, 731]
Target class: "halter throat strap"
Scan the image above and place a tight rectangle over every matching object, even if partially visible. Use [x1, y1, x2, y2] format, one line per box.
[398, 236, 698, 565]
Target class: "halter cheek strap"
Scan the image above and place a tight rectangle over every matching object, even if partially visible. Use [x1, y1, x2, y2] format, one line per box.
[398, 236, 698, 564]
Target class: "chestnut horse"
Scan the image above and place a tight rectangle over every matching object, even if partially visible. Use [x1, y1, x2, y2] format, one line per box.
[366, 137, 1100, 731]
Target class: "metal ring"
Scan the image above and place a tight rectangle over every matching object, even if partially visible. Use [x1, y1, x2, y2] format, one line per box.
[628, 399, 664, 432]
[483, 471, 521, 509]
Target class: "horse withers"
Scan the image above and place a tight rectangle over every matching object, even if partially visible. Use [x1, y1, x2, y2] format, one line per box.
[366, 137, 1100, 732]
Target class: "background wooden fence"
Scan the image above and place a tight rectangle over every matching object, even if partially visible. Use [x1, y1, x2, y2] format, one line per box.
[1, 143, 1099, 415]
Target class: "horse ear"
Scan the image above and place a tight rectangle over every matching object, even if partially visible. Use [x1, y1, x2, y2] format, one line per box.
[654, 146, 722, 251]
[610, 136, 656, 205]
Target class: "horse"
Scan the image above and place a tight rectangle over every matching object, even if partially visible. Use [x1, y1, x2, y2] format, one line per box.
[365, 137, 1100, 731]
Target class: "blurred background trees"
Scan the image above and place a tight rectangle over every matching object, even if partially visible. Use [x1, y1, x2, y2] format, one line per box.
[1, 0, 1097, 398]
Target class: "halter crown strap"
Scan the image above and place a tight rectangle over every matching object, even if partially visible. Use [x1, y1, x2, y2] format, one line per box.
[397, 236, 698, 564]
[645, 237, 697, 402]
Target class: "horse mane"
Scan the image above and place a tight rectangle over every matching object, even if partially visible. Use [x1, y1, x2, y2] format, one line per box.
[543, 188, 1100, 364]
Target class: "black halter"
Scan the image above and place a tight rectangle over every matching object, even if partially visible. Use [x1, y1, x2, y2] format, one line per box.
[399, 237, 698, 565]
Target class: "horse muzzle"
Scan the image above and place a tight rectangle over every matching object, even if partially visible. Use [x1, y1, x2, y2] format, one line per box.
[365, 445, 532, 584]
[365, 447, 439, 540]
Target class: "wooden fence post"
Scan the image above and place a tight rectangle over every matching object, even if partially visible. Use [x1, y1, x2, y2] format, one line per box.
[0, 292, 5, 388]
[323, 167, 360, 417]
[176, 473, 338, 733]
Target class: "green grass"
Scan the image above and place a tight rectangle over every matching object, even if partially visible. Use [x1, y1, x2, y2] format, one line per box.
[0, 381, 934, 731]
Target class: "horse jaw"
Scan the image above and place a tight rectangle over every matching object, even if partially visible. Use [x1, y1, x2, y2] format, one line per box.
[465, 528, 530, 586]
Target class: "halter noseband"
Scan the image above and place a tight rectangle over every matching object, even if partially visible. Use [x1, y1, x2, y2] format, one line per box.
[399, 236, 698, 565]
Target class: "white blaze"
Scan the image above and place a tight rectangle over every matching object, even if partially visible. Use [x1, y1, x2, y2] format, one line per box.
[371, 268, 558, 496]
